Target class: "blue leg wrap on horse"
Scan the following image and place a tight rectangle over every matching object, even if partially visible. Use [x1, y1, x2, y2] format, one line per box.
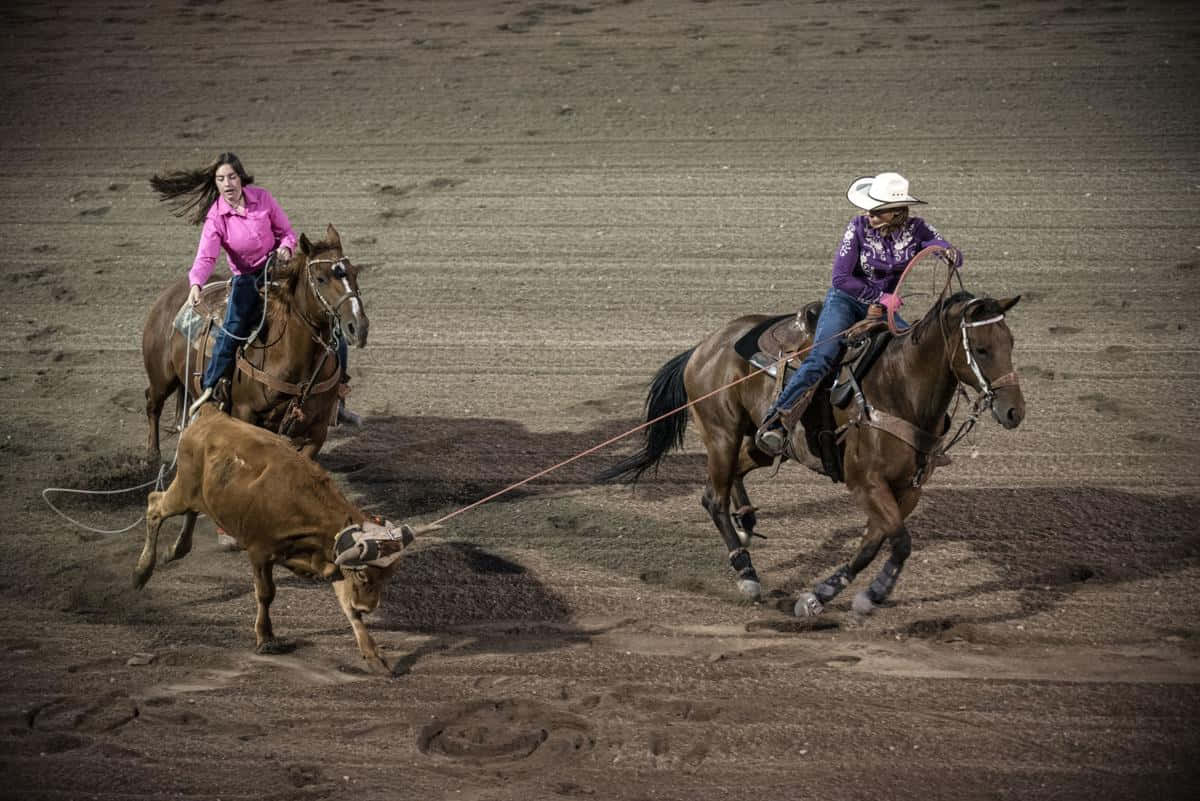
[866, 558, 901, 603]
[814, 566, 852, 603]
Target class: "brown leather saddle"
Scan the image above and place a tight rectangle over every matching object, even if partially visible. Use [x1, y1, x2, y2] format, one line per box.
[733, 301, 823, 376]
[171, 281, 275, 395]
[735, 302, 895, 484]
[171, 282, 234, 341]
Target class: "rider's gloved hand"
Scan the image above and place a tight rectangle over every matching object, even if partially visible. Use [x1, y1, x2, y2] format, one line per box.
[866, 303, 884, 320]
[276, 246, 292, 262]
[189, 284, 201, 306]
[879, 292, 903, 315]
[942, 246, 962, 268]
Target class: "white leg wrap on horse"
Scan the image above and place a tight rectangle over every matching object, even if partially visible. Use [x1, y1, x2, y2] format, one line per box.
[794, 592, 824, 618]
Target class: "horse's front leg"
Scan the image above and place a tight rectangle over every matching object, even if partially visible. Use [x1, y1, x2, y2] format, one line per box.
[851, 485, 921, 615]
[699, 433, 761, 600]
[795, 481, 903, 617]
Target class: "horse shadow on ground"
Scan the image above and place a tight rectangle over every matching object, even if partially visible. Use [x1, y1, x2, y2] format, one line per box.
[759, 485, 1200, 636]
[319, 412, 685, 518]
[323, 413, 1200, 640]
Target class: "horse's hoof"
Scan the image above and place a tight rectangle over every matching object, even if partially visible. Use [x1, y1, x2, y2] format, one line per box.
[851, 591, 876, 616]
[794, 592, 824, 618]
[737, 578, 762, 601]
[256, 638, 295, 655]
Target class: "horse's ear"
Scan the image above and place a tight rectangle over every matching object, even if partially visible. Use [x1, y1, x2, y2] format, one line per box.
[299, 233, 314, 256]
[325, 224, 341, 248]
[997, 295, 1021, 314]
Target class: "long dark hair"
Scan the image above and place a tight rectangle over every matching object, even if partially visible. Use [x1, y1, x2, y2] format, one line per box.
[149, 152, 254, 225]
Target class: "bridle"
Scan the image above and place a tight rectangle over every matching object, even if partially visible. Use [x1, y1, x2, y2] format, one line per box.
[304, 256, 361, 325]
[941, 298, 1021, 450]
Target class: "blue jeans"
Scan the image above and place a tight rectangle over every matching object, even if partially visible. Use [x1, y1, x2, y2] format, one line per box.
[335, 329, 349, 378]
[201, 271, 265, 389]
[770, 287, 906, 414]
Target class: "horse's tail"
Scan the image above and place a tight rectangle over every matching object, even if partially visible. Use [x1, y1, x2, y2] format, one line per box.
[595, 347, 694, 484]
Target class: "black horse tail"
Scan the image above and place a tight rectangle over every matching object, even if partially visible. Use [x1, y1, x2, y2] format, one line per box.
[595, 347, 694, 484]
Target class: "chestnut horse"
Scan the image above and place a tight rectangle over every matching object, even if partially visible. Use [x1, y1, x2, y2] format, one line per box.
[142, 224, 368, 462]
[598, 290, 1024, 617]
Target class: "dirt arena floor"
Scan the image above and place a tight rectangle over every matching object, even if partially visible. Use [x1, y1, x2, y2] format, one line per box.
[2, 1, 1199, 798]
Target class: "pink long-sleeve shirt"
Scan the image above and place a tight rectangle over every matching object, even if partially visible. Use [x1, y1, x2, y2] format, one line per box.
[188, 185, 298, 287]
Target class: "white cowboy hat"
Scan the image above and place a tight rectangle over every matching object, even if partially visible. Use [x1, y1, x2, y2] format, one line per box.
[846, 172, 926, 212]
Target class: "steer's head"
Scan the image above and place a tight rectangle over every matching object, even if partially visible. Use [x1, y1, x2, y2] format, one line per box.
[332, 520, 439, 612]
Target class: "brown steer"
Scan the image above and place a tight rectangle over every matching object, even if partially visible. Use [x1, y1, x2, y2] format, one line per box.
[134, 405, 436, 674]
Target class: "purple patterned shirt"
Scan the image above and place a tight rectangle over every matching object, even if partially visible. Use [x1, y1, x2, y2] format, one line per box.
[831, 214, 952, 303]
[188, 185, 298, 287]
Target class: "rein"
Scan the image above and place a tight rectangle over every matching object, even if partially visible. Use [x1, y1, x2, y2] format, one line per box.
[227, 253, 360, 432]
[847, 268, 1021, 486]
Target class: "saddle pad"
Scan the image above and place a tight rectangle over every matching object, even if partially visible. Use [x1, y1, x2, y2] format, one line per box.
[172, 302, 208, 341]
[733, 313, 793, 364]
[171, 281, 231, 340]
[733, 302, 824, 379]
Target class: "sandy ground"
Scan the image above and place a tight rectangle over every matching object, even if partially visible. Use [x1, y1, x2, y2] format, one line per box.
[2, 1, 1200, 799]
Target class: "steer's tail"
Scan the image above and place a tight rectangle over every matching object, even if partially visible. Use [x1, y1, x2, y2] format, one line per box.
[595, 347, 694, 484]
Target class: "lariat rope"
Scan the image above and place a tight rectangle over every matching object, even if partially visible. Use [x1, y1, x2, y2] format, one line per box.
[433, 245, 967, 526]
[432, 325, 849, 526]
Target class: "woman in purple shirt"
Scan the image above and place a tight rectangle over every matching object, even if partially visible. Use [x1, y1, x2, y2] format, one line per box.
[755, 172, 960, 456]
[150, 152, 360, 424]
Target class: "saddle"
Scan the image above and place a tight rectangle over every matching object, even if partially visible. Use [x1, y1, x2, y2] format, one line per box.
[171, 281, 271, 346]
[733, 301, 823, 376]
[734, 302, 894, 484]
[171, 281, 275, 397]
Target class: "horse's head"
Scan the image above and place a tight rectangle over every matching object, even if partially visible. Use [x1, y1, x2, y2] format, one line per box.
[945, 294, 1025, 429]
[292, 224, 369, 347]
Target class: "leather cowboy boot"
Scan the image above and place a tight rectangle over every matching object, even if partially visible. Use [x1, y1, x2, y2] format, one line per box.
[754, 413, 788, 456]
[754, 386, 818, 457]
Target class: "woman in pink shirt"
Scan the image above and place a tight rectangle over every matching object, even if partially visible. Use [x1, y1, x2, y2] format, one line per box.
[150, 152, 360, 424]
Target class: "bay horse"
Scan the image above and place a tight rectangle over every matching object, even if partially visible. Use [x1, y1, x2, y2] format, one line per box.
[142, 224, 368, 462]
[598, 289, 1024, 617]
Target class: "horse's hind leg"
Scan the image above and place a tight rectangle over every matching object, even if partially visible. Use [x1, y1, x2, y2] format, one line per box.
[795, 482, 907, 617]
[729, 439, 774, 541]
[699, 432, 762, 600]
[851, 486, 920, 615]
[144, 376, 179, 464]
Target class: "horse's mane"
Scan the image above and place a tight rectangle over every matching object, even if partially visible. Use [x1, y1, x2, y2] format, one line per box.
[267, 236, 340, 310]
[909, 289, 1007, 344]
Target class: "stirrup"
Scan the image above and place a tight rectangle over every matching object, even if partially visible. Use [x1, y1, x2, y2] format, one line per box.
[188, 386, 213, 418]
[754, 425, 787, 456]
